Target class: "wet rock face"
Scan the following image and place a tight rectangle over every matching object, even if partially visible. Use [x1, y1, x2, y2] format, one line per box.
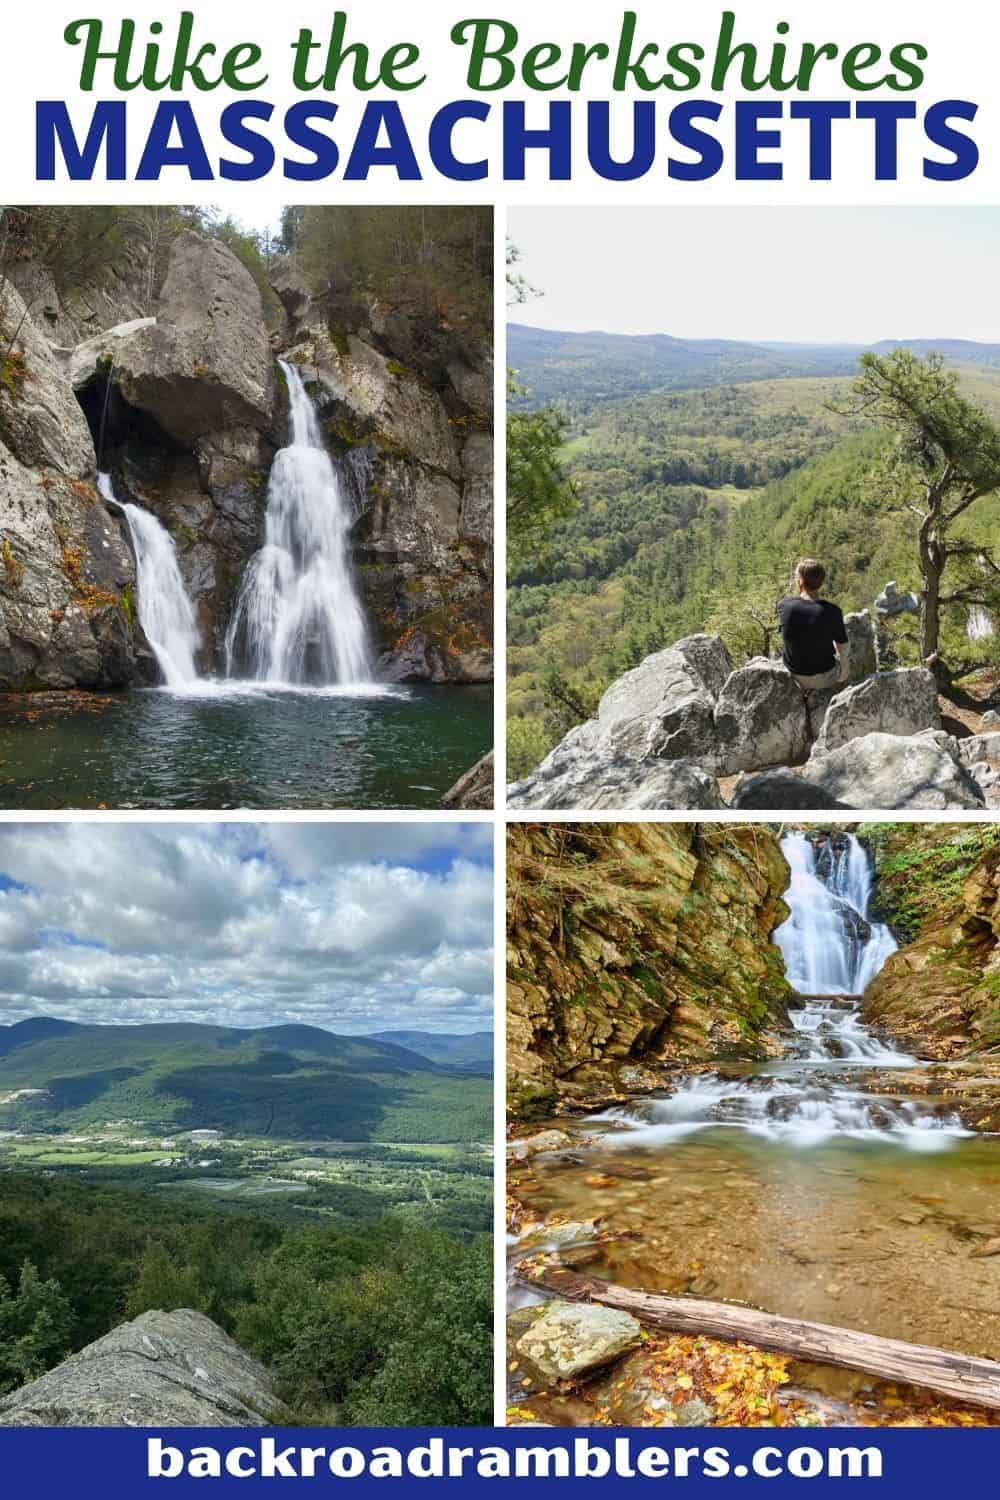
[507, 822, 792, 1115]
[862, 829, 1000, 1058]
[0, 1309, 286, 1427]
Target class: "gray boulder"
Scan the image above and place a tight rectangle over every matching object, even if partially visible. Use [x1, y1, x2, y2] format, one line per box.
[844, 609, 876, 683]
[510, 1301, 642, 1383]
[506, 745, 725, 811]
[802, 731, 983, 810]
[269, 254, 313, 337]
[714, 659, 810, 774]
[812, 668, 939, 755]
[95, 234, 276, 446]
[65, 317, 157, 392]
[593, 635, 730, 762]
[956, 733, 1000, 771]
[980, 710, 1000, 730]
[875, 580, 919, 617]
[0, 1310, 287, 1427]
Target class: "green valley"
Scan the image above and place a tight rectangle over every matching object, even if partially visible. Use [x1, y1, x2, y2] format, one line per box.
[507, 326, 1000, 776]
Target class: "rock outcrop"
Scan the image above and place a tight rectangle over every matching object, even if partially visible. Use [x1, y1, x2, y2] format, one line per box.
[861, 829, 1000, 1058]
[811, 668, 939, 755]
[0, 1309, 286, 1427]
[507, 822, 792, 1115]
[510, 629, 987, 812]
[0, 285, 140, 690]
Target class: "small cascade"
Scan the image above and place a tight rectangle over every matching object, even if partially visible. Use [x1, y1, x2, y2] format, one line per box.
[225, 360, 373, 687]
[593, 831, 967, 1151]
[968, 605, 994, 640]
[97, 473, 200, 689]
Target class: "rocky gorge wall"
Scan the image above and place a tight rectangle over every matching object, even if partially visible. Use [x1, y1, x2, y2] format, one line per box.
[507, 822, 792, 1118]
[860, 824, 1000, 1057]
[0, 228, 492, 690]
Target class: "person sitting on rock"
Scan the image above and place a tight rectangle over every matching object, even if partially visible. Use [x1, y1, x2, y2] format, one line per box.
[777, 558, 849, 692]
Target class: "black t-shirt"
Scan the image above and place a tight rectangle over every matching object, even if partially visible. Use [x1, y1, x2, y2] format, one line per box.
[777, 596, 847, 676]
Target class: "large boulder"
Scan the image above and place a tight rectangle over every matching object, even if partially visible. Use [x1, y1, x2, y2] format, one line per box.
[714, 659, 810, 774]
[509, 1302, 642, 1384]
[269, 254, 313, 338]
[0, 1310, 287, 1427]
[801, 731, 983, 810]
[812, 668, 939, 755]
[844, 609, 876, 683]
[507, 739, 725, 811]
[87, 234, 276, 447]
[0, 284, 95, 476]
[594, 635, 731, 761]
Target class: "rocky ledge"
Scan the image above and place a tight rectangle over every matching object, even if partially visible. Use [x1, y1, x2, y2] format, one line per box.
[508, 625, 998, 811]
[0, 1309, 286, 1427]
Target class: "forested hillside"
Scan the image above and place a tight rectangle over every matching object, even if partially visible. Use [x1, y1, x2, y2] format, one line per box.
[508, 347, 1000, 775]
[0, 1019, 490, 1141]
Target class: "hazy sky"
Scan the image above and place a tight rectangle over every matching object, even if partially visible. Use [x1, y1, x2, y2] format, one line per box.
[510, 207, 1000, 345]
[0, 824, 492, 1034]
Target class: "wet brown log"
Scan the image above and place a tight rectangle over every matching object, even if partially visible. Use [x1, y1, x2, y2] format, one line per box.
[520, 1261, 1000, 1411]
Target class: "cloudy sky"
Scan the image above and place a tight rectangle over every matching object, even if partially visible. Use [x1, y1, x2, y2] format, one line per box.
[0, 824, 492, 1035]
[510, 207, 1000, 344]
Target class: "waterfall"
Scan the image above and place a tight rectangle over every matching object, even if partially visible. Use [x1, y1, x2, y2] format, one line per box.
[967, 605, 994, 640]
[97, 473, 200, 689]
[225, 360, 373, 686]
[590, 828, 968, 1149]
[774, 832, 897, 996]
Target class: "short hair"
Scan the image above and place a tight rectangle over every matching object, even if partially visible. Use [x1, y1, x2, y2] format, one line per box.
[796, 558, 826, 591]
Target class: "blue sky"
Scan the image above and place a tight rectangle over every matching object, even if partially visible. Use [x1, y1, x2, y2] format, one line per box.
[510, 207, 1000, 344]
[0, 824, 492, 1035]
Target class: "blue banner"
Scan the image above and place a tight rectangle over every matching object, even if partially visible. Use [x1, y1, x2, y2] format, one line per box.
[0, 1425, 985, 1494]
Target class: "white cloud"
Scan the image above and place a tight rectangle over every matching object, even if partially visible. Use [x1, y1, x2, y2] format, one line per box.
[0, 824, 493, 1034]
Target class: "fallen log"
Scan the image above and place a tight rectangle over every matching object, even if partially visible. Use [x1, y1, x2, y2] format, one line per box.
[520, 1260, 1000, 1412]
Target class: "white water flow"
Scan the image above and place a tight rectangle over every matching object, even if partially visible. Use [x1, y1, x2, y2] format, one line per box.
[97, 472, 200, 689]
[224, 360, 373, 686]
[592, 832, 968, 1151]
[968, 605, 994, 640]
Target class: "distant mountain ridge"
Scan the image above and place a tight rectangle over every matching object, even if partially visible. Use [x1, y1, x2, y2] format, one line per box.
[509, 324, 1000, 407]
[0, 1018, 490, 1142]
[367, 1029, 492, 1072]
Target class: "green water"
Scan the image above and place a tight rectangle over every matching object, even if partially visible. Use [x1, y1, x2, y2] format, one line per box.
[0, 683, 492, 810]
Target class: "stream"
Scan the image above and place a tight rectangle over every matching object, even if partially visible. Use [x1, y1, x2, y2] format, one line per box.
[510, 832, 1000, 1412]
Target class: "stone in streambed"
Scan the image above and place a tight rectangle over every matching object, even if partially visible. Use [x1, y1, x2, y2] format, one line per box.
[510, 1301, 643, 1383]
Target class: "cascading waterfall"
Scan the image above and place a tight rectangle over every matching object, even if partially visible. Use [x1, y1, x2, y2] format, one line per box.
[224, 359, 373, 687]
[97, 473, 200, 690]
[774, 831, 898, 997]
[592, 830, 966, 1150]
[967, 604, 994, 640]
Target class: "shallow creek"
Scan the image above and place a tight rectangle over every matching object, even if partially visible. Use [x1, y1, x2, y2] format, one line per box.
[509, 832, 1000, 1415]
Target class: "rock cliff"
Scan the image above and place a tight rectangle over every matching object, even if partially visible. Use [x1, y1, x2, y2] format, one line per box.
[860, 825, 1000, 1057]
[275, 260, 492, 684]
[507, 822, 792, 1117]
[0, 1309, 286, 1426]
[1, 226, 492, 688]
